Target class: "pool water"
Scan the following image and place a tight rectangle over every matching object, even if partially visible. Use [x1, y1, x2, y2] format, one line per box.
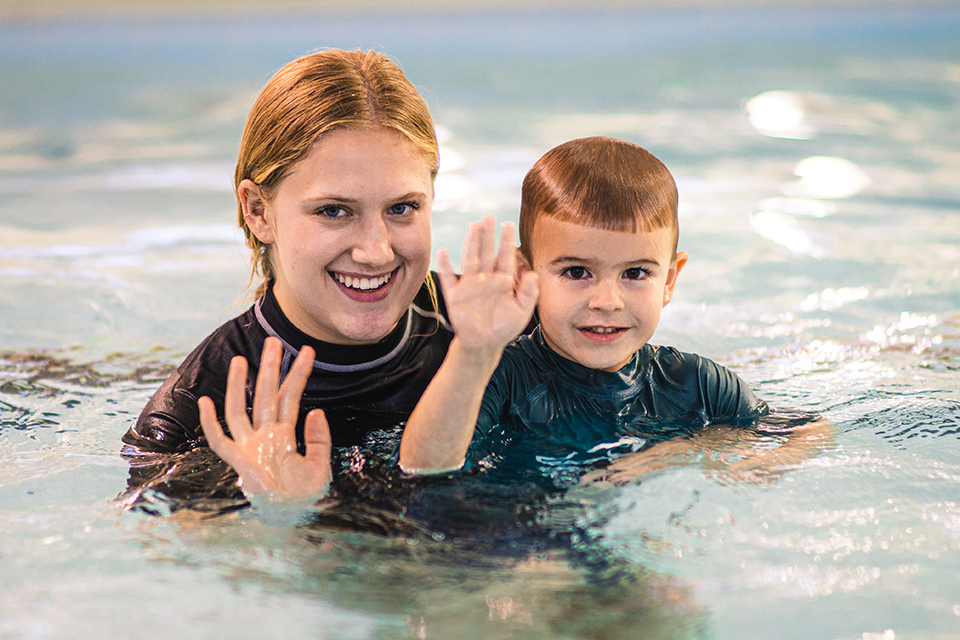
[2, 4, 959, 639]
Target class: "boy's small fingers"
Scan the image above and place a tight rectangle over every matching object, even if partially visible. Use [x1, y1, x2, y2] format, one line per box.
[494, 221, 517, 274]
[461, 222, 480, 275]
[477, 215, 496, 273]
[436, 249, 458, 293]
[516, 271, 540, 313]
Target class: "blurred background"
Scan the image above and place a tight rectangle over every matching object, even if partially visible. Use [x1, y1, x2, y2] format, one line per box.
[1, 3, 959, 639]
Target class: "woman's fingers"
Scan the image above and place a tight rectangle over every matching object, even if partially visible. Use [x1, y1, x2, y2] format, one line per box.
[303, 409, 333, 485]
[252, 336, 283, 428]
[223, 355, 253, 444]
[277, 345, 315, 426]
[198, 395, 231, 453]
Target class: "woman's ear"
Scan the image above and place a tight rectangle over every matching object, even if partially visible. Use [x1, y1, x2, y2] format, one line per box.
[662, 250, 688, 306]
[238, 179, 275, 244]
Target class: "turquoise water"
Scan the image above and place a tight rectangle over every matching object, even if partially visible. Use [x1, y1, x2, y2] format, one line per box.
[2, 4, 959, 639]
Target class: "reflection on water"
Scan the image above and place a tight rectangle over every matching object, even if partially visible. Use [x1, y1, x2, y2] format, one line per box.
[2, 3, 960, 640]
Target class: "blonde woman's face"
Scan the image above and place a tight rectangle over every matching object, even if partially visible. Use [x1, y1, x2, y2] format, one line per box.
[241, 127, 433, 345]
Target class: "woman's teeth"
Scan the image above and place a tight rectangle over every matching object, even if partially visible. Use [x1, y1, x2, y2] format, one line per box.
[335, 272, 391, 291]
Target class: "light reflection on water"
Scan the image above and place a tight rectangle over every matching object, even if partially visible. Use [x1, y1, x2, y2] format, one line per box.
[1, 4, 960, 639]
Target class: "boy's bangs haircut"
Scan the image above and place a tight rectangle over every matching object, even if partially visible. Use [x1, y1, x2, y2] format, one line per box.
[519, 137, 678, 262]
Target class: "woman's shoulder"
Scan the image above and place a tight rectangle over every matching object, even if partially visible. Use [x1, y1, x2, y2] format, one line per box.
[177, 303, 264, 379]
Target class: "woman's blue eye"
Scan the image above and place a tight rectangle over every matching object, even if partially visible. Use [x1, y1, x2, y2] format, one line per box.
[389, 202, 417, 215]
[318, 205, 347, 218]
[624, 268, 649, 280]
[564, 267, 588, 280]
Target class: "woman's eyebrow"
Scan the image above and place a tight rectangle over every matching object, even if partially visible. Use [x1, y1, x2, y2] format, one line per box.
[303, 190, 429, 205]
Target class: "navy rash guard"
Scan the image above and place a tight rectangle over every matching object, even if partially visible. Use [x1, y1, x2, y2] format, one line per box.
[466, 327, 768, 486]
[123, 276, 454, 457]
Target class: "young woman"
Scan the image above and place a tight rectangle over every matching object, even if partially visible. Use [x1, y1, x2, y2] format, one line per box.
[122, 50, 454, 503]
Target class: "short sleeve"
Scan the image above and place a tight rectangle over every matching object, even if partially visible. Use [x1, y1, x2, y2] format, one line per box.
[462, 356, 517, 470]
[696, 356, 769, 424]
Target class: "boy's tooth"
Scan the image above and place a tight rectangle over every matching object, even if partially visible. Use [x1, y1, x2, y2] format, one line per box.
[588, 327, 618, 334]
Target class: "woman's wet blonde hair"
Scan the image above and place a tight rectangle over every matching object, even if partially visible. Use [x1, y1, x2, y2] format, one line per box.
[519, 137, 678, 263]
[235, 49, 439, 299]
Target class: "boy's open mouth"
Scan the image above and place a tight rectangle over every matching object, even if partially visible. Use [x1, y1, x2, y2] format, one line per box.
[579, 326, 627, 341]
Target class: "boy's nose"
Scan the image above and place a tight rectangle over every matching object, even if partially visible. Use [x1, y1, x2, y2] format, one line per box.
[588, 279, 625, 312]
[351, 216, 394, 267]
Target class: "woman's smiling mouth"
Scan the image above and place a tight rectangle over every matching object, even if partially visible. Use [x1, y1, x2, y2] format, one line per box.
[334, 270, 393, 291]
[331, 268, 398, 302]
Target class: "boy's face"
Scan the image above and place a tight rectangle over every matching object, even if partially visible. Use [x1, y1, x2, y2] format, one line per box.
[526, 215, 687, 372]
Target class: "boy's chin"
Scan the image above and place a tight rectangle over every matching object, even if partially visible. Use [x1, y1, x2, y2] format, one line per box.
[587, 355, 634, 372]
[559, 345, 638, 373]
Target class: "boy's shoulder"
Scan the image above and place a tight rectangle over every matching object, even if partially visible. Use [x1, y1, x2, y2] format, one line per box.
[648, 344, 769, 423]
[647, 344, 741, 391]
[648, 344, 710, 379]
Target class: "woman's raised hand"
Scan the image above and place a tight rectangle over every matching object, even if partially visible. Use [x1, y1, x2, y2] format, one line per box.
[198, 337, 332, 499]
[436, 215, 539, 354]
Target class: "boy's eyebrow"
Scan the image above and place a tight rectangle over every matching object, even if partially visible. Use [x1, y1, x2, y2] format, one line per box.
[548, 255, 665, 268]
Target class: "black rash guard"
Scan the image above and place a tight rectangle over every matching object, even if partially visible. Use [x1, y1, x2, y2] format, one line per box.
[467, 326, 769, 486]
[123, 275, 453, 456]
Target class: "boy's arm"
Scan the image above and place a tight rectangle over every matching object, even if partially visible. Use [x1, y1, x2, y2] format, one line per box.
[581, 417, 835, 486]
[399, 216, 538, 474]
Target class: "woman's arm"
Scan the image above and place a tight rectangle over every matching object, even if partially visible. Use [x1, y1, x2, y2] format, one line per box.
[198, 337, 333, 500]
[398, 216, 538, 473]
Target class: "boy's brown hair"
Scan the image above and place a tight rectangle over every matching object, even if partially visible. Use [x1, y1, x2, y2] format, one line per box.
[519, 137, 679, 262]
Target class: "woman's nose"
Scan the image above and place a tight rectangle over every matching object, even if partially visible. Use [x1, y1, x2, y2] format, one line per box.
[588, 278, 625, 312]
[351, 216, 394, 266]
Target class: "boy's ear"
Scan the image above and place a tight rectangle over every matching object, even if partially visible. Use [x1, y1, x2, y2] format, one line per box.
[662, 250, 688, 307]
[238, 179, 275, 244]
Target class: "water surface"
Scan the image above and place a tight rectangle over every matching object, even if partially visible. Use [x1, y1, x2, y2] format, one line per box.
[1, 4, 959, 639]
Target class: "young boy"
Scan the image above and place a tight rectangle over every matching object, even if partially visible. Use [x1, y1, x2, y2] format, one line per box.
[398, 137, 768, 479]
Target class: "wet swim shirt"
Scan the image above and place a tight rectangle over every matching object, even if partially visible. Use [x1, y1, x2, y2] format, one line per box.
[467, 326, 768, 485]
[123, 276, 454, 455]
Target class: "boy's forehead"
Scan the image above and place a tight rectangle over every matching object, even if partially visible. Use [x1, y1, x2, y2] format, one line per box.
[530, 215, 677, 263]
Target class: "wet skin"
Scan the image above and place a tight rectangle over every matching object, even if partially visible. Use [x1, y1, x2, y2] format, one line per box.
[527, 216, 687, 372]
[239, 126, 434, 345]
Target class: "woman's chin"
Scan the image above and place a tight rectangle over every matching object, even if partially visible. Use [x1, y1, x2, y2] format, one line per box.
[325, 308, 406, 345]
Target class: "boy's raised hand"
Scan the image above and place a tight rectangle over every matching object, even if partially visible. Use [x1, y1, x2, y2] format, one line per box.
[436, 215, 539, 354]
[198, 337, 332, 500]
[399, 216, 538, 473]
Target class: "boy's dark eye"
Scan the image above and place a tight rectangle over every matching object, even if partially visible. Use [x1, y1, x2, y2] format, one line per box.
[624, 268, 649, 280]
[564, 267, 589, 280]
